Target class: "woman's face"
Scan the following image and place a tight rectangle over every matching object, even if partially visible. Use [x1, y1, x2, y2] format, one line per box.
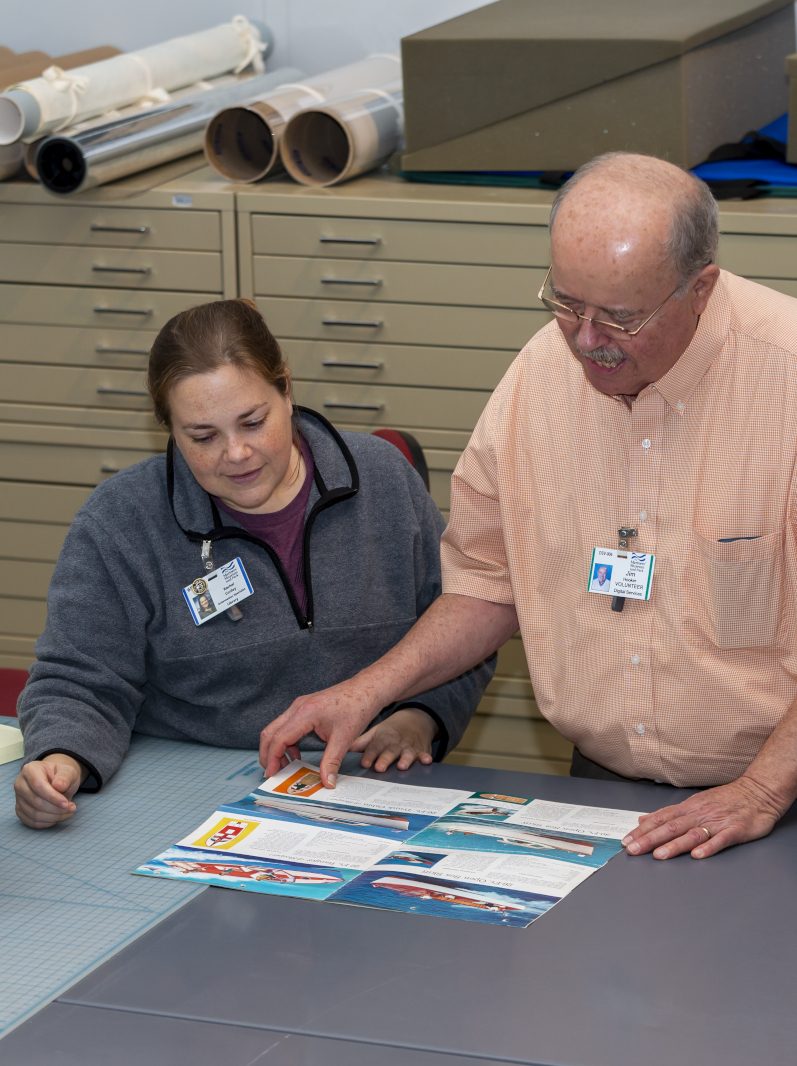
[169, 364, 298, 514]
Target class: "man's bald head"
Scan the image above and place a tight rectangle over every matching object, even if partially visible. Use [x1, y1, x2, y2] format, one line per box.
[550, 153, 718, 283]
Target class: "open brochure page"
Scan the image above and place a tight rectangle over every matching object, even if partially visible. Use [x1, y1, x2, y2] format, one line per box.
[136, 761, 645, 925]
[334, 846, 594, 927]
[254, 761, 474, 816]
[507, 798, 644, 840]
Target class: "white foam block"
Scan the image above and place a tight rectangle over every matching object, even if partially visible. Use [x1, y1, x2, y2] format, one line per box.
[0, 722, 23, 765]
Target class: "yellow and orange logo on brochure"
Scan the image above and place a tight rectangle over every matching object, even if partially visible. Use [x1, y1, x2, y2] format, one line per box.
[273, 768, 323, 798]
[191, 817, 259, 850]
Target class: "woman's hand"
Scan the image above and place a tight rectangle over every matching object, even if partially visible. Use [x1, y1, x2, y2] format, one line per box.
[14, 753, 86, 829]
[350, 707, 438, 773]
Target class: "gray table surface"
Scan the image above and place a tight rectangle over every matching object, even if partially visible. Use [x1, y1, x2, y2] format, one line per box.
[7, 759, 796, 1066]
[0, 1002, 518, 1066]
[0, 731, 269, 1034]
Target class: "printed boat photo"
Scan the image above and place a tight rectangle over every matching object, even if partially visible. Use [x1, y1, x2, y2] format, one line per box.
[372, 876, 524, 913]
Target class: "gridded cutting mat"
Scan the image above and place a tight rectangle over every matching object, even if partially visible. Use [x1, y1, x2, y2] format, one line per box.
[0, 733, 266, 1036]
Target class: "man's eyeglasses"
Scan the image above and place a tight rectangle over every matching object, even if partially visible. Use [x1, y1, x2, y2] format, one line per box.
[537, 266, 683, 338]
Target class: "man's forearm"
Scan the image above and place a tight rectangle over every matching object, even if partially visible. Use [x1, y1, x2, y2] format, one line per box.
[741, 693, 797, 815]
[353, 593, 517, 710]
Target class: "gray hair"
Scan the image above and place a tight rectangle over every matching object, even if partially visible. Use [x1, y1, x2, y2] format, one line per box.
[549, 152, 718, 283]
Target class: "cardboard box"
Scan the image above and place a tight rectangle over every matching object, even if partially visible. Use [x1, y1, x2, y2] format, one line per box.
[401, 0, 794, 172]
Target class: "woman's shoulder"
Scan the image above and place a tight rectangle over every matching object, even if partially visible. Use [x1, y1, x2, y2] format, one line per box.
[78, 454, 169, 524]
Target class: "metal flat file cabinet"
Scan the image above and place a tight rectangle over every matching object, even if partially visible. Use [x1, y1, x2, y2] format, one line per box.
[0, 166, 237, 681]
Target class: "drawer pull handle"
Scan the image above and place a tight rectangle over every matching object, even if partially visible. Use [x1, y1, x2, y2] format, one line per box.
[320, 276, 382, 287]
[322, 318, 383, 330]
[100, 463, 119, 474]
[319, 236, 381, 246]
[321, 359, 384, 370]
[93, 306, 153, 317]
[323, 402, 384, 412]
[95, 345, 150, 356]
[96, 386, 150, 397]
[92, 265, 152, 276]
[90, 224, 150, 234]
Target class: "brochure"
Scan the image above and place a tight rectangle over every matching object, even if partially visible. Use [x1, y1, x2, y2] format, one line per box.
[135, 761, 644, 927]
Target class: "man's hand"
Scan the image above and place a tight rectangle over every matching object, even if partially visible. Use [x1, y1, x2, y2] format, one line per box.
[259, 679, 381, 787]
[622, 775, 785, 860]
[14, 753, 85, 829]
[351, 708, 437, 773]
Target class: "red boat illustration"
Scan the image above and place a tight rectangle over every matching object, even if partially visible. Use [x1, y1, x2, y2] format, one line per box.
[164, 860, 341, 885]
[372, 876, 524, 913]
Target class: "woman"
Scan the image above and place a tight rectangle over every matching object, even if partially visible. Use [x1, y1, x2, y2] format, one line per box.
[15, 300, 493, 828]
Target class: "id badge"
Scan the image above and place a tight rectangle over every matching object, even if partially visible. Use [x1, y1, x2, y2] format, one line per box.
[588, 547, 655, 601]
[183, 557, 254, 625]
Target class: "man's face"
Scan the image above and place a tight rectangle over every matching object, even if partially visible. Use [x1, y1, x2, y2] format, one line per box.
[549, 194, 717, 398]
[597, 566, 607, 583]
[548, 260, 702, 398]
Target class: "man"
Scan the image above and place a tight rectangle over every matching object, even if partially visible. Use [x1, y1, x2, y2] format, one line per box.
[261, 152, 797, 861]
[589, 564, 611, 593]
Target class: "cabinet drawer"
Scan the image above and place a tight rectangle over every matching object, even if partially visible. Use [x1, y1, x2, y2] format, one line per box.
[0, 203, 220, 251]
[0, 559, 53, 599]
[258, 297, 543, 350]
[461, 712, 572, 760]
[294, 381, 489, 433]
[0, 597, 46, 639]
[251, 213, 549, 266]
[0, 284, 212, 330]
[285, 340, 515, 391]
[0, 440, 161, 486]
[718, 234, 797, 280]
[3, 480, 92, 523]
[0, 244, 222, 293]
[1, 521, 68, 562]
[0, 324, 155, 368]
[0, 365, 153, 412]
[254, 255, 543, 309]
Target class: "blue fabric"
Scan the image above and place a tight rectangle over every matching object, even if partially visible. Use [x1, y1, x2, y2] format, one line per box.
[692, 114, 797, 187]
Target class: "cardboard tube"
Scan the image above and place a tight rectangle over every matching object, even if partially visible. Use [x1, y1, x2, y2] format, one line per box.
[205, 98, 293, 180]
[280, 87, 403, 187]
[205, 54, 400, 183]
[0, 141, 23, 179]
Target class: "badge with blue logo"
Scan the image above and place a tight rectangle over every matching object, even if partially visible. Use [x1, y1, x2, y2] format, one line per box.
[588, 547, 655, 601]
[183, 557, 254, 625]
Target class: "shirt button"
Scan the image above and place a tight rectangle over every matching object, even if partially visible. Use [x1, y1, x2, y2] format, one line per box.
[630, 654, 641, 665]
[675, 400, 685, 412]
[638, 510, 648, 522]
[634, 723, 646, 735]
[641, 438, 651, 449]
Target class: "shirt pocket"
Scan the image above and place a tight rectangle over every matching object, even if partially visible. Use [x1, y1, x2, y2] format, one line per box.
[692, 528, 783, 649]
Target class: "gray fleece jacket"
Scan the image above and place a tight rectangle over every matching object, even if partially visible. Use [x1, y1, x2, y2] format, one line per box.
[19, 409, 494, 787]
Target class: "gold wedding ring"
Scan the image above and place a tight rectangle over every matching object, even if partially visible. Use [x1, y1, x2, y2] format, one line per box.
[698, 825, 712, 840]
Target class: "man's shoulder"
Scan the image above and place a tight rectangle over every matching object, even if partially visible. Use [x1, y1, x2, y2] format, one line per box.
[722, 270, 797, 355]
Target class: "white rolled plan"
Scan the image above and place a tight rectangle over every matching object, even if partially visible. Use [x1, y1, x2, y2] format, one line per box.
[0, 16, 267, 145]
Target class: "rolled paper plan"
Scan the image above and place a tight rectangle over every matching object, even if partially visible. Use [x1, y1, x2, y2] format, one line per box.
[0, 17, 267, 145]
